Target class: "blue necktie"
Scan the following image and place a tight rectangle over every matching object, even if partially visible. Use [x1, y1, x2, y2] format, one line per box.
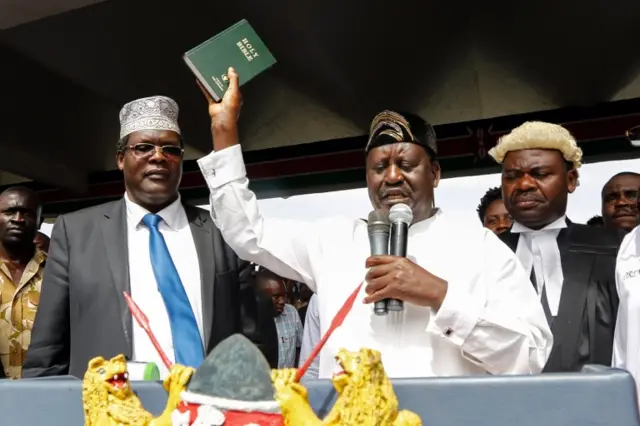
[142, 213, 204, 367]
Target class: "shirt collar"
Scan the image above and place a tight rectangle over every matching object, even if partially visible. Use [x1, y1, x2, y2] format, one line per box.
[512, 215, 567, 234]
[409, 207, 442, 235]
[33, 247, 47, 265]
[124, 192, 186, 231]
[0, 246, 47, 283]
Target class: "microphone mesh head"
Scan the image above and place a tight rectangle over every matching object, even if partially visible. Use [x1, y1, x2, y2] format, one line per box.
[389, 203, 413, 224]
[367, 210, 390, 235]
[368, 209, 389, 226]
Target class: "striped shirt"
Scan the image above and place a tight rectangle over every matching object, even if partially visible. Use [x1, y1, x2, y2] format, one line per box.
[274, 303, 303, 368]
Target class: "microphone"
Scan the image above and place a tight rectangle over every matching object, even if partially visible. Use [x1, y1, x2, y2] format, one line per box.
[387, 203, 413, 312]
[367, 209, 391, 316]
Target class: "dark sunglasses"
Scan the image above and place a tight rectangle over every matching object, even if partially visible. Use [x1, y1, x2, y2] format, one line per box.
[126, 143, 184, 159]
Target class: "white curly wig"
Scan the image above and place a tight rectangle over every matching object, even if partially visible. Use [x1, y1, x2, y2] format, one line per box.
[489, 121, 583, 169]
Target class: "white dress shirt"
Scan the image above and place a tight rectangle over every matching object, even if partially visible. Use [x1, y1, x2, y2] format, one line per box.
[298, 294, 321, 379]
[512, 216, 567, 317]
[613, 225, 640, 399]
[125, 193, 203, 378]
[197, 145, 552, 378]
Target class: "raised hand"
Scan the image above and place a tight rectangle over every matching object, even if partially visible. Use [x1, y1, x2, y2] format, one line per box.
[198, 66, 243, 150]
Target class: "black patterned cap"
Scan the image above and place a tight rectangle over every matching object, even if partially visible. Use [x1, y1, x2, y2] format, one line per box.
[365, 110, 438, 156]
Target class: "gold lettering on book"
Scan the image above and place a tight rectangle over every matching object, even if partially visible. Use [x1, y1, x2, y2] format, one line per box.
[236, 38, 260, 62]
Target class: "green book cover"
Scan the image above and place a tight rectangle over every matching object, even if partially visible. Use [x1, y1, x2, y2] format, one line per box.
[183, 19, 276, 101]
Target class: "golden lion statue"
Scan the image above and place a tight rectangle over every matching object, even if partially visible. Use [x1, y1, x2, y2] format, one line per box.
[82, 354, 194, 426]
[271, 348, 422, 426]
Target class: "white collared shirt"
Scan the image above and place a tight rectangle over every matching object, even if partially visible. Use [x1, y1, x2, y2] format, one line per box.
[613, 225, 640, 399]
[196, 145, 552, 378]
[125, 193, 203, 378]
[512, 216, 567, 317]
[298, 294, 321, 379]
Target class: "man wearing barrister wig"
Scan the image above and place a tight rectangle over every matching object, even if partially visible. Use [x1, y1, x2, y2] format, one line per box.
[23, 96, 277, 379]
[195, 67, 552, 379]
[491, 121, 621, 372]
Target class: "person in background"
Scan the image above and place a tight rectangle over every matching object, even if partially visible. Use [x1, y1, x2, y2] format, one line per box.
[493, 121, 621, 372]
[23, 96, 277, 378]
[280, 277, 294, 305]
[196, 67, 551, 378]
[254, 267, 303, 368]
[34, 232, 50, 253]
[601, 172, 640, 233]
[298, 293, 320, 379]
[0, 186, 46, 379]
[586, 215, 604, 227]
[33, 217, 50, 253]
[295, 282, 314, 325]
[612, 200, 640, 400]
[476, 186, 513, 235]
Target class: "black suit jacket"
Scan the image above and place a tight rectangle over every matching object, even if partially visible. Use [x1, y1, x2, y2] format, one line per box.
[22, 199, 278, 378]
[500, 221, 622, 372]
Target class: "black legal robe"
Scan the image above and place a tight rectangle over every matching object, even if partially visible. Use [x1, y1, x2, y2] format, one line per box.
[500, 220, 622, 372]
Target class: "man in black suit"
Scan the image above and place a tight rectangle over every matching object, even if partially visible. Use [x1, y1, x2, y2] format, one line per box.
[489, 121, 621, 372]
[23, 96, 277, 378]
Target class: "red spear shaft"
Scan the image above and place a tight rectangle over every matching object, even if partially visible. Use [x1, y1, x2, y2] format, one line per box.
[123, 291, 173, 371]
[295, 282, 363, 382]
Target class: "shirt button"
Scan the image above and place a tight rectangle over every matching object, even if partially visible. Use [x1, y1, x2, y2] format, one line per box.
[444, 328, 453, 337]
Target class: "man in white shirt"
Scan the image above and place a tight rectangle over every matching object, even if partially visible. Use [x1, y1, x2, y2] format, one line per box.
[298, 293, 321, 379]
[613, 223, 640, 397]
[23, 96, 278, 378]
[491, 121, 621, 372]
[196, 67, 552, 378]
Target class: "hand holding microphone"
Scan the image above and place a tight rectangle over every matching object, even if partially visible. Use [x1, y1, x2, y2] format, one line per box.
[367, 209, 391, 315]
[364, 204, 449, 311]
[387, 204, 412, 312]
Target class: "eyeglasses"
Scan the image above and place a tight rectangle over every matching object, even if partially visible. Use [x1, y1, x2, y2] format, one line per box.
[126, 143, 184, 159]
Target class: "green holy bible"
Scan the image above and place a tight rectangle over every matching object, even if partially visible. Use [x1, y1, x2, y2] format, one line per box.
[184, 19, 277, 101]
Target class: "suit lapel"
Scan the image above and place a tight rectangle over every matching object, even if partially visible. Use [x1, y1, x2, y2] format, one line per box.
[547, 222, 592, 368]
[101, 199, 133, 354]
[185, 205, 215, 351]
